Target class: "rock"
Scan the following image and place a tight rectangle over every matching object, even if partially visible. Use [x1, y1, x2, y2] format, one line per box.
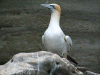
[84, 71, 100, 75]
[76, 67, 87, 73]
[0, 51, 99, 75]
[0, 51, 83, 75]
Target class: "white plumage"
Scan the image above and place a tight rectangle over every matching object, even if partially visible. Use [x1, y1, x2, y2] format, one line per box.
[41, 4, 72, 57]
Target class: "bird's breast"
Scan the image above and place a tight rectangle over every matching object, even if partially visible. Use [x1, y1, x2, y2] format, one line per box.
[44, 28, 64, 41]
[44, 28, 66, 52]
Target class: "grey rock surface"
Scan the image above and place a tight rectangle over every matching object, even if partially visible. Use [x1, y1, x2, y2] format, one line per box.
[0, 51, 83, 75]
[0, 51, 99, 75]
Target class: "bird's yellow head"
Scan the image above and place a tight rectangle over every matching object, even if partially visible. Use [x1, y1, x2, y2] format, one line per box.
[41, 3, 61, 13]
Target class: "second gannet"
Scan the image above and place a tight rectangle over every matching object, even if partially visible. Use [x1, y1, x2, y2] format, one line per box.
[41, 4, 72, 58]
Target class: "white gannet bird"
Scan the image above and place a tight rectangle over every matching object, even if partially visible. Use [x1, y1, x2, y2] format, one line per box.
[41, 3, 72, 58]
[41, 3, 78, 65]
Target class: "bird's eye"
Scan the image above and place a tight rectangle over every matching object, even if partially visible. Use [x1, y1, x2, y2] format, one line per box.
[50, 5, 55, 9]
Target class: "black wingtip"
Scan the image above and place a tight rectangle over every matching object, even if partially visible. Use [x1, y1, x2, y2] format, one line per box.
[67, 55, 78, 65]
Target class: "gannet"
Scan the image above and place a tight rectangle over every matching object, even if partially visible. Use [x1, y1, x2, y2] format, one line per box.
[41, 4, 72, 58]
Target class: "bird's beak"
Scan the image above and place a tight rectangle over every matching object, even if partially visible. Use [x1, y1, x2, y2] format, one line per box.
[41, 4, 51, 9]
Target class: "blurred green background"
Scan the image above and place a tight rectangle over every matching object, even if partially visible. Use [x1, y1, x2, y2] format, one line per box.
[0, 0, 100, 73]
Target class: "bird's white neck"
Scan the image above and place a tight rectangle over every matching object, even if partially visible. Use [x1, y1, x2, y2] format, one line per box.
[48, 10, 61, 28]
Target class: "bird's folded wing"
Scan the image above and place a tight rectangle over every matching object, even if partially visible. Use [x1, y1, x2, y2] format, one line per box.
[64, 36, 71, 52]
[42, 35, 45, 46]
